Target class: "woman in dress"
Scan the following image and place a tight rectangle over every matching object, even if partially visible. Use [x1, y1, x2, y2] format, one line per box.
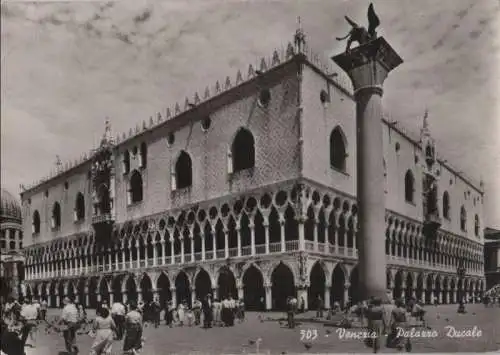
[90, 307, 116, 355]
[177, 302, 185, 326]
[123, 302, 144, 355]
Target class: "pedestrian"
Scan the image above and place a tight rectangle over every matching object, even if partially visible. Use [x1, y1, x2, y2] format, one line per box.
[365, 297, 385, 353]
[123, 301, 144, 355]
[151, 299, 161, 328]
[202, 294, 213, 329]
[89, 307, 116, 355]
[177, 301, 185, 326]
[287, 296, 297, 329]
[386, 298, 410, 351]
[111, 301, 126, 340]
[165, 300, 174, 327]
[20, 297, 39, 347]
[316, 295, 324, 318]
[60, 297, 79, 355]
[39, 299, 48, 321]
[1, 304, 25, 355]
[193, 298, 202, 326]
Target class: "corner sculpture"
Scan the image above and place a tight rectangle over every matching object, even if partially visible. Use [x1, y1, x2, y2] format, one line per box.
[336, 3, 380, 52]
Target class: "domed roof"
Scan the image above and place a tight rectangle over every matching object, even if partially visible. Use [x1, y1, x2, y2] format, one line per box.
[1, 189, 22, 222]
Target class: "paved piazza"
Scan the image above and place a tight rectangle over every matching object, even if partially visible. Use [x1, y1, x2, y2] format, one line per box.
[24, 304, 500, 354]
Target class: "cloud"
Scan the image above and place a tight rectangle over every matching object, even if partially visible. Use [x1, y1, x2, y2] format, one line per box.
[1, 0, 499, 228]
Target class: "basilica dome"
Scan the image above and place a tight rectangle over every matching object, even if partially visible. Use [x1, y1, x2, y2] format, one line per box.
[0, 188, 22, 223]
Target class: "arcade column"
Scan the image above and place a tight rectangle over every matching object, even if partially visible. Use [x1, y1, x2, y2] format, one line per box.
[332, 37, 403, 300]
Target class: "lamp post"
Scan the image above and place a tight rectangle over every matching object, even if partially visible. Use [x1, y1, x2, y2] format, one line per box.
[457, 258, 466, 313]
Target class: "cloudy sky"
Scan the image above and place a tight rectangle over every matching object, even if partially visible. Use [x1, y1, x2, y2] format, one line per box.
[1, 0, 499, 228]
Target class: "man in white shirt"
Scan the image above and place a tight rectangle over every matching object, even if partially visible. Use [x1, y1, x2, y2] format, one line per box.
[60, 297, 79, 355]
[111, 301, 126, 340]
[20, 297, 39, 347]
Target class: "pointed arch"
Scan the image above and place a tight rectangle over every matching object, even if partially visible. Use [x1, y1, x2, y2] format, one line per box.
[405, 170, 415, 203]
[231, 127, 255, 172]
[129, 170, 143, 203]
[460, 206, 467, 232]
[330, 126, 347, 171]
[32, 210, 41, 234]
[52, 202, 61, 229]
[174, 151, 193, 189]
[442, 191, 450, 219]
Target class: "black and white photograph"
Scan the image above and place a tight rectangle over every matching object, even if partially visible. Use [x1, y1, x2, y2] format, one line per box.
[1, 0, 499, 354]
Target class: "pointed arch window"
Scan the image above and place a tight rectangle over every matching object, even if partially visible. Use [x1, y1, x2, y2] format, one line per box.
[74, 192, 85, 221]
[32, 210, 41, 234]
[122, 150, 130, 174]
[329, 126, 347, 171]
[404, 170, 415, 203]
[173, 151, 192, 190]
[51, 202, 61, 229]
[460, 206, 467, 232]
[128, 170, 143, 204]
[442, 191, 450, 219]
[139, 142, 147, 169]
[474, 214, 480, 237]
[230, 128, 255, 173]
[97, 184, 111, 214]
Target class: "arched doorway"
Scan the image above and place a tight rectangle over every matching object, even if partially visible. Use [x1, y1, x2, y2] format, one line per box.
[58, 281, 65, 307]
[308, 262, 326, 309]
[157, 273, 172, 306]
[393, 271, 403, 300]
[0, 278, 11, 301]
[99, 279, 110, 305]
[40, 283, 48, 305]
[449, 279, 456, 304]
[125, 277, 138, 304]
[175, 271, 190, 307]
[349, 267, 360, 304]
[67, 282, 75, 301]
[194, 269, 212, 301]
[76, 279, 85, 306]
[405, 273, 414, 303]
[416, 274, 424, 303]
[112, 276, 123, 303]
[331, 264, 346, 307]
[442, 278, 449, 304]
[89, 278, 98, 308]
[271, 263, 295, 310]
[425, 275, 433, 304]
[218, 267, 237, 300]
[243, 265, 265, 311]
[140, 274, 153, 303]
[49, 282, 57, 308]
[434, 276, 442, 304]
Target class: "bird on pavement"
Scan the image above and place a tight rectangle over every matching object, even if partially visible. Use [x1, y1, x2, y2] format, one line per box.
[304, 342, 313, 350]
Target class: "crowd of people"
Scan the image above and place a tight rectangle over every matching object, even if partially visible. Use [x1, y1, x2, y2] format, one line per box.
[0, 293, 246, 355]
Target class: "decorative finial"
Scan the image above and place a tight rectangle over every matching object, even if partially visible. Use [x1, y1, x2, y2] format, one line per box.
[55, 155, 62, 170]
[235, 70, 243, 85]
[100, 117, 113, 146]
[294, 16, 306, 53]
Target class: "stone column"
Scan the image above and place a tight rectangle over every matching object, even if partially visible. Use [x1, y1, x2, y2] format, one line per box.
[190, 237, 195, 262]
[170, 239, 175, 264]
[212, 287, 218, 300]
[324, 285, 331, 309]
[250, 223, 256, 256]
[313, 222, 319, 251]
[11, 262, 19, 300]
[171, 287, 177, 306]
[137, 289, 143, 303]
[237, 286, 244, 301]
[161, 241, 166, 265]
[280, 220, 286, 252]
[191, 288, 196, 305]
[343, 282, 350, 307]
[123, 292, 128, 304]
[438, 292, 442, 304]
[236, 228, 242, 257]
[298, 217, 306, 251]
[212, 234, 217, 260]
[110, 293, 114, 305]
[264, 222, 270, 254]
[153, 243, 158, 266]
[264, 283, 272, 311]
[224, 230, 229, 259]
[201, 236, 206, 261]
[332, 37, 402, 300]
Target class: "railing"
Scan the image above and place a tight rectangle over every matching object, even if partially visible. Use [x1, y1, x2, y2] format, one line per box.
[229, 248, 238, 257]
[91, 213, 114, 224]
[216, 250, 225, 259]
[174, 256, 181, 264]
[285, 240, 299, 251]
[305, 241, 314, 251]
[241, 246, 252, 256]
[195, 252, 202, 261]
[269, 242, 281, 253]
[185, 254, 192, 263]
[255, 245, 266, 254]
[205, 251, 213, 260]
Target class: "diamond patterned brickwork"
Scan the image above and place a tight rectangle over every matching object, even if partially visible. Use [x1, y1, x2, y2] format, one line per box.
[113, 73, 301, 223]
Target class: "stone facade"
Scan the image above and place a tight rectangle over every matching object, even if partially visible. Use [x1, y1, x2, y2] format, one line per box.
[1, 188, 25, 301]
[20, 41, 485, 310]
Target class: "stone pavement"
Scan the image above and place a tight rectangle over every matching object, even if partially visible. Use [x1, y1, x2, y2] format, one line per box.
[23, 304, 500, 354]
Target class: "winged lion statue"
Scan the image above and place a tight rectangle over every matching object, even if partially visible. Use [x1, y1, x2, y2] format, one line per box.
[336, 3, 380, 52]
